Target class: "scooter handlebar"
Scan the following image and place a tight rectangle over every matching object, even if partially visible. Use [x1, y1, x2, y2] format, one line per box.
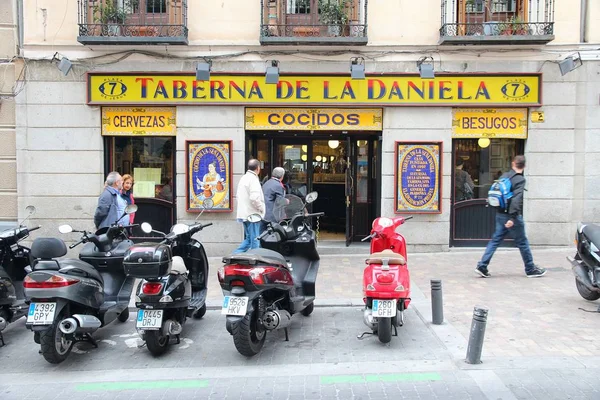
[69, 239, 84, 249]
[29, 226, 42, 232]
[361, 233, 375, 242]
[200, 222, 213, 229]
[305, 212, 325, 218]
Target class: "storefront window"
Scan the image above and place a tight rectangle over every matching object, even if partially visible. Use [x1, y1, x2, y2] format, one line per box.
[453, 138, 521, 203]
[112, 136, 174, 201]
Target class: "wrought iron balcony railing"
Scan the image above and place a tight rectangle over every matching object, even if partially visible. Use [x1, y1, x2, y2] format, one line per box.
[77, 0, 188, 45]
[260, 0, 368, 45]
[439, 0, 555, 45]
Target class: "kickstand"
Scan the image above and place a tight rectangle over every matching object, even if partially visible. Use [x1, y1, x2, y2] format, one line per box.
[284, 328, 289, 341]
[84, 333, 98, 348]
[137, 341, 147, 349]
[357, 331, 374, 340]
[393, 324, 398, 337]
[0, 332, 4, 347]
[175, 334, 180, 345]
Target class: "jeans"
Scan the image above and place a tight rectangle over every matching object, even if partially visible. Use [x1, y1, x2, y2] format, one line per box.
[232, 221, 261, 254]
[478, 213, 536, 273]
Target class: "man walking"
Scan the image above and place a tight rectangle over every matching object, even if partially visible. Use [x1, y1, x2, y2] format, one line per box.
[475, 155, 546, 278]
[94, 171, 126, 229]
[262, 167, 286, 232]
[233, 159, 265, 254]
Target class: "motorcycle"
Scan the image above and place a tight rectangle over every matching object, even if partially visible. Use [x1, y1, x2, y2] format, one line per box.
[218, 192, 323, 357]
[0, 206, 40, 345]
[568, 222, 600, 310]
[123, 214, 212, 356]
[23, 205, 137, 364]
[358, 216, 412, 344]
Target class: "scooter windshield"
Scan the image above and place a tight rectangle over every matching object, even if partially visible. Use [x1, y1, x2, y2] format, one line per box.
[273, 194, 304, 222]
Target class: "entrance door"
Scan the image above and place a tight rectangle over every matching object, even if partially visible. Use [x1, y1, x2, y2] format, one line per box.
[450, 138, 523, 247]
[274, 141, 309, 197]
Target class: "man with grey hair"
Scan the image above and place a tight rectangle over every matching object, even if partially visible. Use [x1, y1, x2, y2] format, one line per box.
[94, 171, 126, 229]
[261, 167, 287, 232]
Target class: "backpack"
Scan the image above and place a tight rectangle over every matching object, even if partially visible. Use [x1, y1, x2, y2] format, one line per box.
[487, 173, 514, 211]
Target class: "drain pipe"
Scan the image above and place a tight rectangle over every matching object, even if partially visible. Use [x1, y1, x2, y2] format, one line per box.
[580, 0, 588, 43]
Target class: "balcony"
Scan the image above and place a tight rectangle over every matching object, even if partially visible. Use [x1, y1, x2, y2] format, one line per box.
[260, 0, 368, 46]
[77, 0, 188, 45]
[439, 0, 554, 45]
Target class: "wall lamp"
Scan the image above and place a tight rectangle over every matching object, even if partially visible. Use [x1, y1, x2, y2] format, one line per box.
[52, 52, 72, 76]
[417, 56, 435, 79]
[558, 52, 582, 76]
[196, 60, 212, 81]
[350, 57, 365, 80]
[265, 60, 280, 84]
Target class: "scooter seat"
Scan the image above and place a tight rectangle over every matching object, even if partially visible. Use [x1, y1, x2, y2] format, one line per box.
[170, 256, 188, 275]
[583, 224, 600, 248]
[366, 250, 406, 265]
[59, 259, 104, 285]
[224, 248, 288, 268]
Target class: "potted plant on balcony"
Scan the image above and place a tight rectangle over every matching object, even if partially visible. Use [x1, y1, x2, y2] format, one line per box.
[319, 0, 349, 37]
[499, 16, 528, 36]
[93, 1, 128, 36]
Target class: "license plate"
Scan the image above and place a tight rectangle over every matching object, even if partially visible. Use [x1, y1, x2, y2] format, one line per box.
[26, 302, 56, 325]
[221, 296, 248, 316]
[136, 309, 163, 330]
[372, 299, 397, 317]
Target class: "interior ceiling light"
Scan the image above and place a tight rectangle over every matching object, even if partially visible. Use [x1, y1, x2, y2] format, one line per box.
[328, 140, 340, 149]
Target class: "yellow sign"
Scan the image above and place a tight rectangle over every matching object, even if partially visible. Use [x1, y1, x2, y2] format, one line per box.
[245, 108, 382, 131]
[531, 111, 545, 123]
[88, 74, 541, 106]
[452, 108, 528, 139]
[101, 107, 176, 136]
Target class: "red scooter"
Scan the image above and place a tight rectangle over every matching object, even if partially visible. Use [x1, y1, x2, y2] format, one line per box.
[358, 216, 412, 343]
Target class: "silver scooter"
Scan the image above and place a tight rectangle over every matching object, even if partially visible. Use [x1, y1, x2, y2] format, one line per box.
[23, 205, 137, 364]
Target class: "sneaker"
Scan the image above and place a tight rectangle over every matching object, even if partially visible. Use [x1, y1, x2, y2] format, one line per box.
[475, 266, 491, 278]
[526, 267, 547, 278]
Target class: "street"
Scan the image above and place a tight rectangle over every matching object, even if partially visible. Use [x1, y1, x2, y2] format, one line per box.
[1, 248, 600, 399]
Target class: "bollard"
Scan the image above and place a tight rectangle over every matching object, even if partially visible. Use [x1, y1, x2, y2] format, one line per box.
[431, 279, 444, 325]
[465, 306, 489, 364]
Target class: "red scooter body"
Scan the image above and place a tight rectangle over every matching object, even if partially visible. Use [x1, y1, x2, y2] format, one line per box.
[361, 216, 412, 343]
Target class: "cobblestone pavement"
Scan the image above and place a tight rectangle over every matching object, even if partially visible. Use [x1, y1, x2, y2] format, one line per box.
[1, 247, 600, 399]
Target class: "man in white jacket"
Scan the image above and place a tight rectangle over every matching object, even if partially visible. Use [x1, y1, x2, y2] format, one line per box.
[233, 159, 266, 254]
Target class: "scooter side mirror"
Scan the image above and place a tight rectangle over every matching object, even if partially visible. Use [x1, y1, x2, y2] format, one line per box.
[305, 192, 318, 204]
[246, 214, 262, 223]
[171, 223, 189, 235]
[141, 222, 153, 234]
[58, 225, 73, 234]
[125, 204, 138, 214]
[25, 205, 36, 216]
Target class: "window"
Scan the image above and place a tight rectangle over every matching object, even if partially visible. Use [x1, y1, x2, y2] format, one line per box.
[287, 0, 311, 14]
[112, 136, 174, 201]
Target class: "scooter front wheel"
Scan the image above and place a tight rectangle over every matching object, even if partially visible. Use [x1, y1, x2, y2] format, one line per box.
[40, 311, 74, 364]
[145, 330, 169, 356]
[377, 317, 392, 344]
[232, 309, 266, 357]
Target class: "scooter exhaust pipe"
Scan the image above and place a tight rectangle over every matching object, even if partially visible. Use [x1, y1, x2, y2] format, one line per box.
[570, 258, 600, 292]
[262, 310, 292, 330]
[363, 308, 376, 329]
[59, 318, 78, 335]
[72, 314, 102, 333]
[162, 320, 182, 336]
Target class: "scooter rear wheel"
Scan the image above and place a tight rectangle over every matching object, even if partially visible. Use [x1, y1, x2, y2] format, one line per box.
[232, 309, 266, 357]
[377, 317, 392, 344]
[300, 302, 314, 316]
[145, 330, 169, 356]
[575, 278, 600, 301]
[40, 311, 74, 364]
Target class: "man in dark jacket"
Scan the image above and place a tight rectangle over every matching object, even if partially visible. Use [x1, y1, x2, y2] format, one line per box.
[94, 171, 124, 229]
[262, 167, 286, 232]
[475, 155, 546, 278]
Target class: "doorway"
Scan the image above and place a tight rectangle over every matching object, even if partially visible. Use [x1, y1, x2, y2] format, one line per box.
[248, 133, 380, 245]
[450, 138, 524, 247]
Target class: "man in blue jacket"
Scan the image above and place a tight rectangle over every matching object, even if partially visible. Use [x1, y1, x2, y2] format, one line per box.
[476, 155, 546, 278]
[94, 171, 125, 229]
[261, 167, 286, 232]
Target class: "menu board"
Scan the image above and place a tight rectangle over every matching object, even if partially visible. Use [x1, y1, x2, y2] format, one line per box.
[395, 142, 442, 214]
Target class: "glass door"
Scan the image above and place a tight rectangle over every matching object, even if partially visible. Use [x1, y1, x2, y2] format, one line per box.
[274, 141, 309, 198]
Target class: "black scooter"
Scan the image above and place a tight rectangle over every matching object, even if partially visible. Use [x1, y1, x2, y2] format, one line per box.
[23, 205, 137, 364]
[568, 222, 600, 311]
[123, 216, 212, 356]
[0, 206, 40, 345]
[219, 192, 323, 356]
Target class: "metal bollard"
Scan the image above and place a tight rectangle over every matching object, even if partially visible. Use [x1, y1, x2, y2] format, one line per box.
[431, 279, 444, 325]
[465, 306, 489, 364]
